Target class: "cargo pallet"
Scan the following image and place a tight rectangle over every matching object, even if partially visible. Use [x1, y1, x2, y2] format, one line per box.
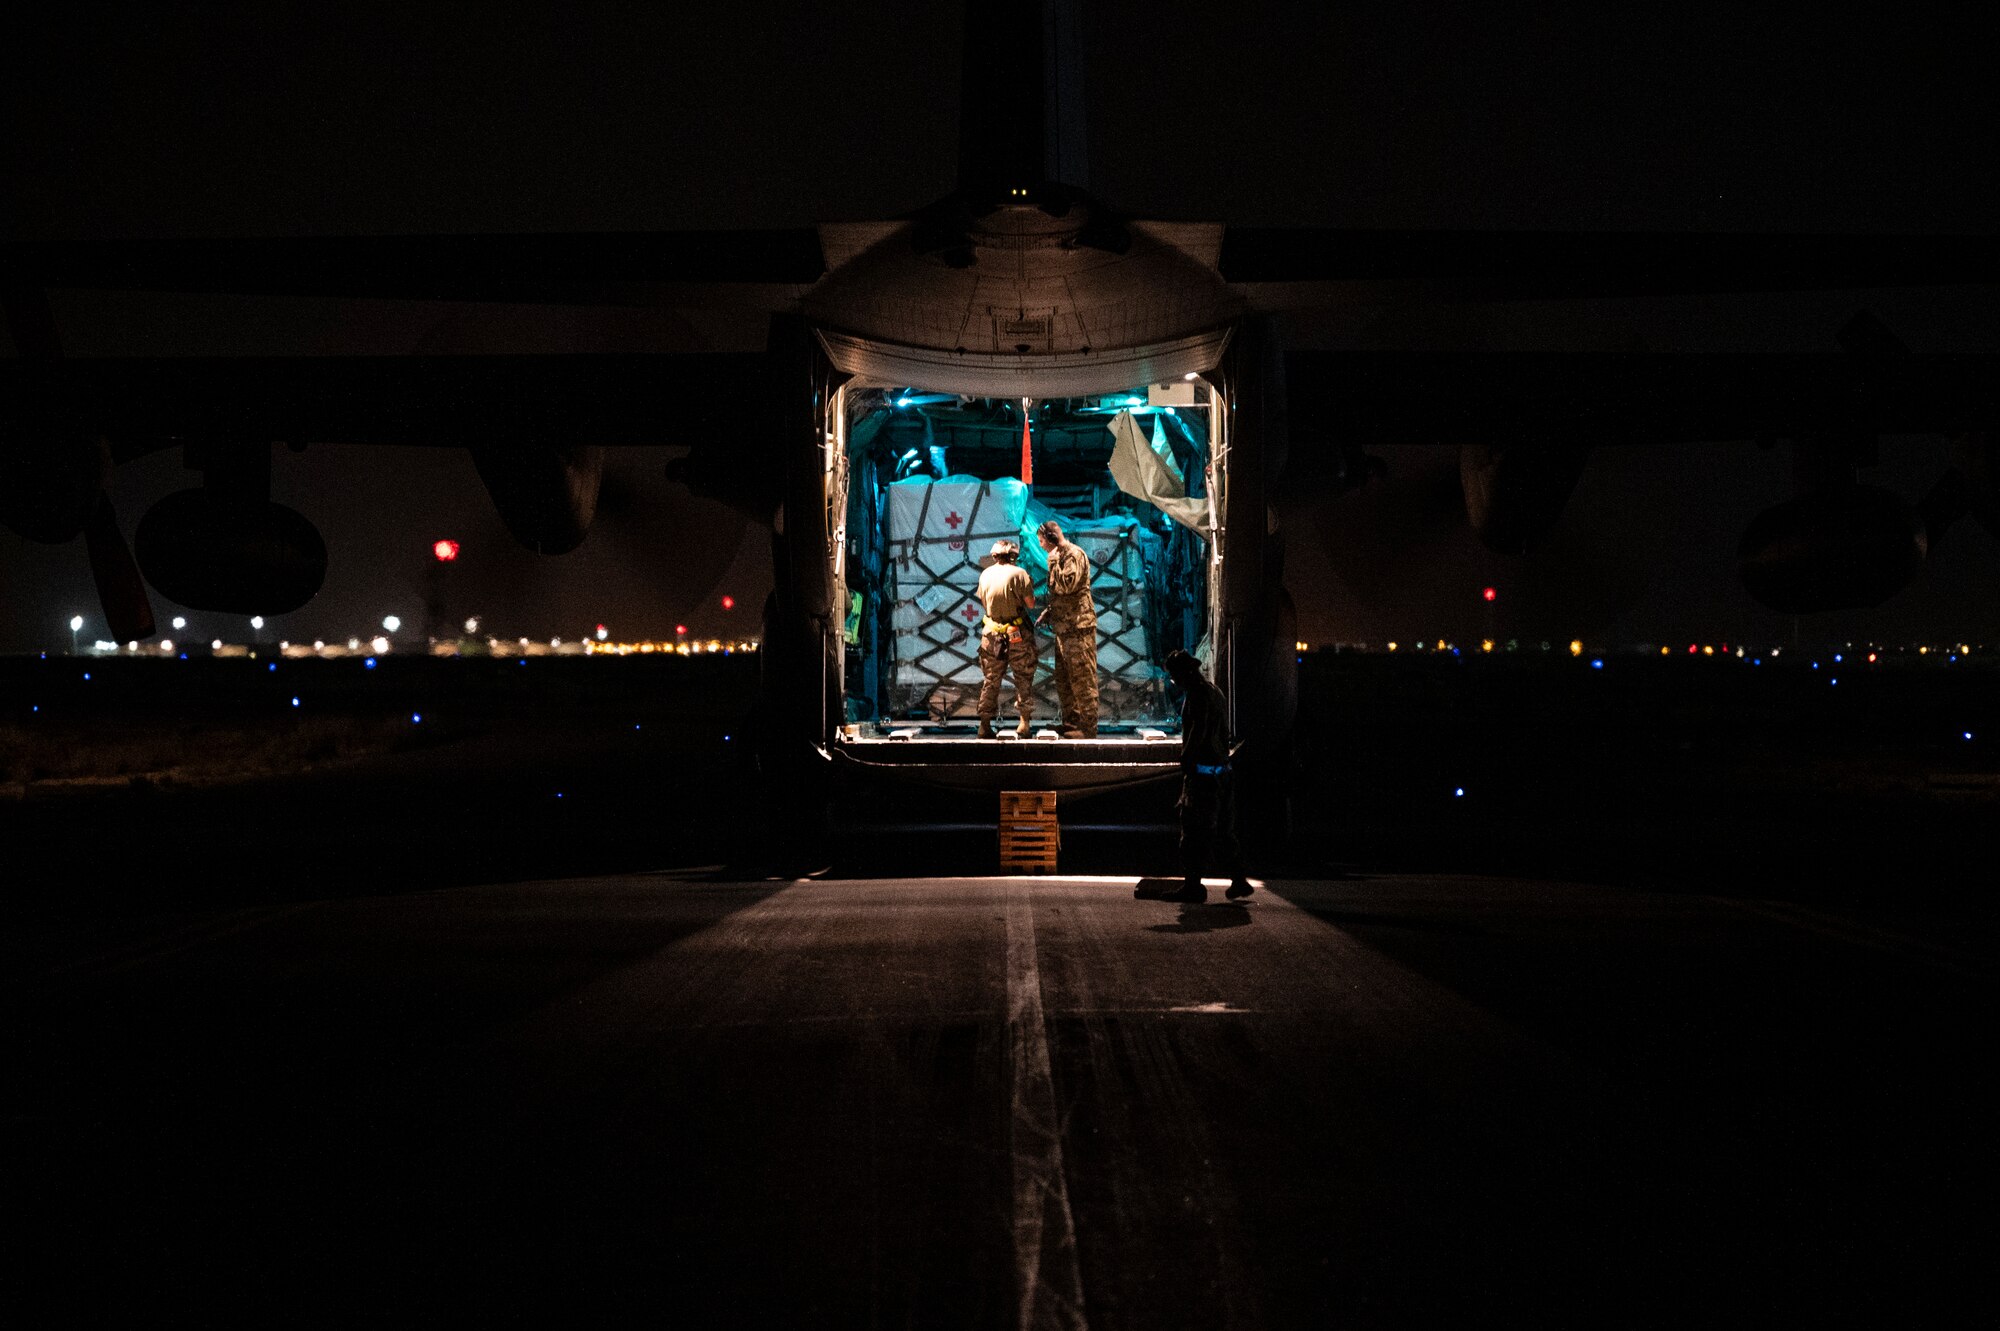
[999, 791, 1060, 873]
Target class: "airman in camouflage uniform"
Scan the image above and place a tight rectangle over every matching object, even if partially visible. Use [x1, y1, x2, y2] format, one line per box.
[1036, 520, 1099, 736]
[975, 539, 1037, 738]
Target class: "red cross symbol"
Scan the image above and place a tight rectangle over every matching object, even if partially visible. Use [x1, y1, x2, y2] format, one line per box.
[960, 603, 979, 621]
[944, 511, 962, 529]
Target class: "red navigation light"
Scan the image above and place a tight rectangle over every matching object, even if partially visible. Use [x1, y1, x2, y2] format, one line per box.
[432, 539, 460, 562]
[675, 624, 688, 636]
[1481, 586, 1497, 603]
[1689, 644, 1698, 654]
[721, 595, 735, 610]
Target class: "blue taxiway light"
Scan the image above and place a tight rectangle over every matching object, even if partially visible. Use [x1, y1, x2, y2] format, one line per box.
[290, 697, 300, 707]
[364, 658, 377, 669]
[1591, 659, 1604, 669]
[1834, 654, 1843, 663]
[179, 653, 188, 660]
[82, 672, 90, 680]
[1830, 678, 1838, 686]
[1453, 787, 1466, 797]
[268, 663, 277, 672]
[1965, 732, 1976, 741]
[411, 713, 422, 724]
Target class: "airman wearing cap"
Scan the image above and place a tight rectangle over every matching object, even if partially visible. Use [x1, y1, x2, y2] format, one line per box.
[973, 538, 1037, 738]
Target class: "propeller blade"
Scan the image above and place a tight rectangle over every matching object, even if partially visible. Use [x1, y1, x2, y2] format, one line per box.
[82, 494, 157, 642]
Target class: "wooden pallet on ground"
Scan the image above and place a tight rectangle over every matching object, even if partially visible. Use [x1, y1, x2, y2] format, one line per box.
[999, 790, 1059, 873]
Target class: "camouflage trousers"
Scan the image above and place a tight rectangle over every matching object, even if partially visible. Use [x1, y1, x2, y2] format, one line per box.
[1051, 624, 1099, 734]
[977, 625, 1037, 723]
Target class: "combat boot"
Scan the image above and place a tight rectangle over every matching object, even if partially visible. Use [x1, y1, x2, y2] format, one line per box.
[1015, 716, 1033, 738]
[977, 719, 996, 739]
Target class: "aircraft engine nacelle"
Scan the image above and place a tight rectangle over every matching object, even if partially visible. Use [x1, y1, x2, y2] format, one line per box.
[470, 442, 603, 555]
[133, 490, 328, 614]
[1460, 442, 1590, 555]
[0, 430, 110, 544]
[1737, 484, 1925, 613]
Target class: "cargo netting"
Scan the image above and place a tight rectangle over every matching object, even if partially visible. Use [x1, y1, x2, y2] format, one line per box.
[885, 476, 1174, 724]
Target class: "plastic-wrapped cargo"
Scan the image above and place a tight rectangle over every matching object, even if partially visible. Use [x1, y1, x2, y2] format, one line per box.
[887, 477, 1036, 711]
[885, 475, 1172, 725]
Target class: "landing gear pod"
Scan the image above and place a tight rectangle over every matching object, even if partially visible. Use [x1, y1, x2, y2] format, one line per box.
[1461, 442, 1591, 555]
[134, 490, 328, 614]
[1737, 484, 1926, 613]
[0, 429, 109, 544]
[470, 442, 604, 555]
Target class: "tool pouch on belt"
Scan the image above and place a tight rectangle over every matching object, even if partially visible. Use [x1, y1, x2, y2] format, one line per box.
[982, 616, 1027, 644]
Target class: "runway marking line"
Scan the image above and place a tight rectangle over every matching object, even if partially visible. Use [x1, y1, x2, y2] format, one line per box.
[1005, 883, 1090, 1331]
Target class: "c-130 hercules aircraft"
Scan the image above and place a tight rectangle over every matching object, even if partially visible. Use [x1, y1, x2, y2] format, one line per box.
[4, 1, 1997, 811]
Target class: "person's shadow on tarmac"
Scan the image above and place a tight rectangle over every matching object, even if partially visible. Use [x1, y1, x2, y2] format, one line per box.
[1132, 880, 1255, 933]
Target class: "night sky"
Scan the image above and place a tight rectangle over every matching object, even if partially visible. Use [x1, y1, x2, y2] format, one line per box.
[5, 2, 1998, 652]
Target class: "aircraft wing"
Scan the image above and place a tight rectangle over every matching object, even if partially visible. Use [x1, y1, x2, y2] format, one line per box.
[1284, 350, 2000, 447]
[0, 353, 770, 454]
[2, 230, 826, 306]
[1218, 228, 2000, 444]
[1219, 228, 2000, 300]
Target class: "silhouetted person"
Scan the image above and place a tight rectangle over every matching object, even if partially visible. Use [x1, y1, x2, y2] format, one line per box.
[1138, 649, 1252, 904]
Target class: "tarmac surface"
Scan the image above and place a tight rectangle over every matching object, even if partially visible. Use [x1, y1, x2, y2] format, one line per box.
[8, 870, 1991, 1324]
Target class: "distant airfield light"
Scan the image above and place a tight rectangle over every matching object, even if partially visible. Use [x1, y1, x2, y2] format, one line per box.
[1966, 732, 1975, 741]
[721, 596, 735, 610]
[464, 618, 480, 635]
[1481, 587, 1497, 603]
[1569, 640, 1583, 656]
[596, 624, 609, 641]
[1834, 654, 1843, 663]
[160, 640, 173, 652]
[268, 663, 276, 672]
[1961, 644, 1972, 655]
[1591, 659, 1605, 669]
[1454, 787, 1466, 797]
[1703, 646, 1714, 657]
[1386, 641, 1398, 652]
[313, 640, 325, 652]
[69, 615, 84, 632]
[212, 639, 224, 650]
[1920, 646, 1930, 655]
[411, 713, 422, 724]
[364, 658, 377, 670]
[348, 638, 360, 650]
[290, 697, 300, 707]
[372, 636, 389, 654]
[126, 641, 137, 652]
[383, 616, 401, 632]
[1868, 652, 1877, 663]
[1480, 639, 1494, 653]
[1688, 644, 1698, 654]
[172, 617, 187, 631]
[676, 624, 688, 636]
[251, 616, 265, 631]
[433, 539, 460, 562]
